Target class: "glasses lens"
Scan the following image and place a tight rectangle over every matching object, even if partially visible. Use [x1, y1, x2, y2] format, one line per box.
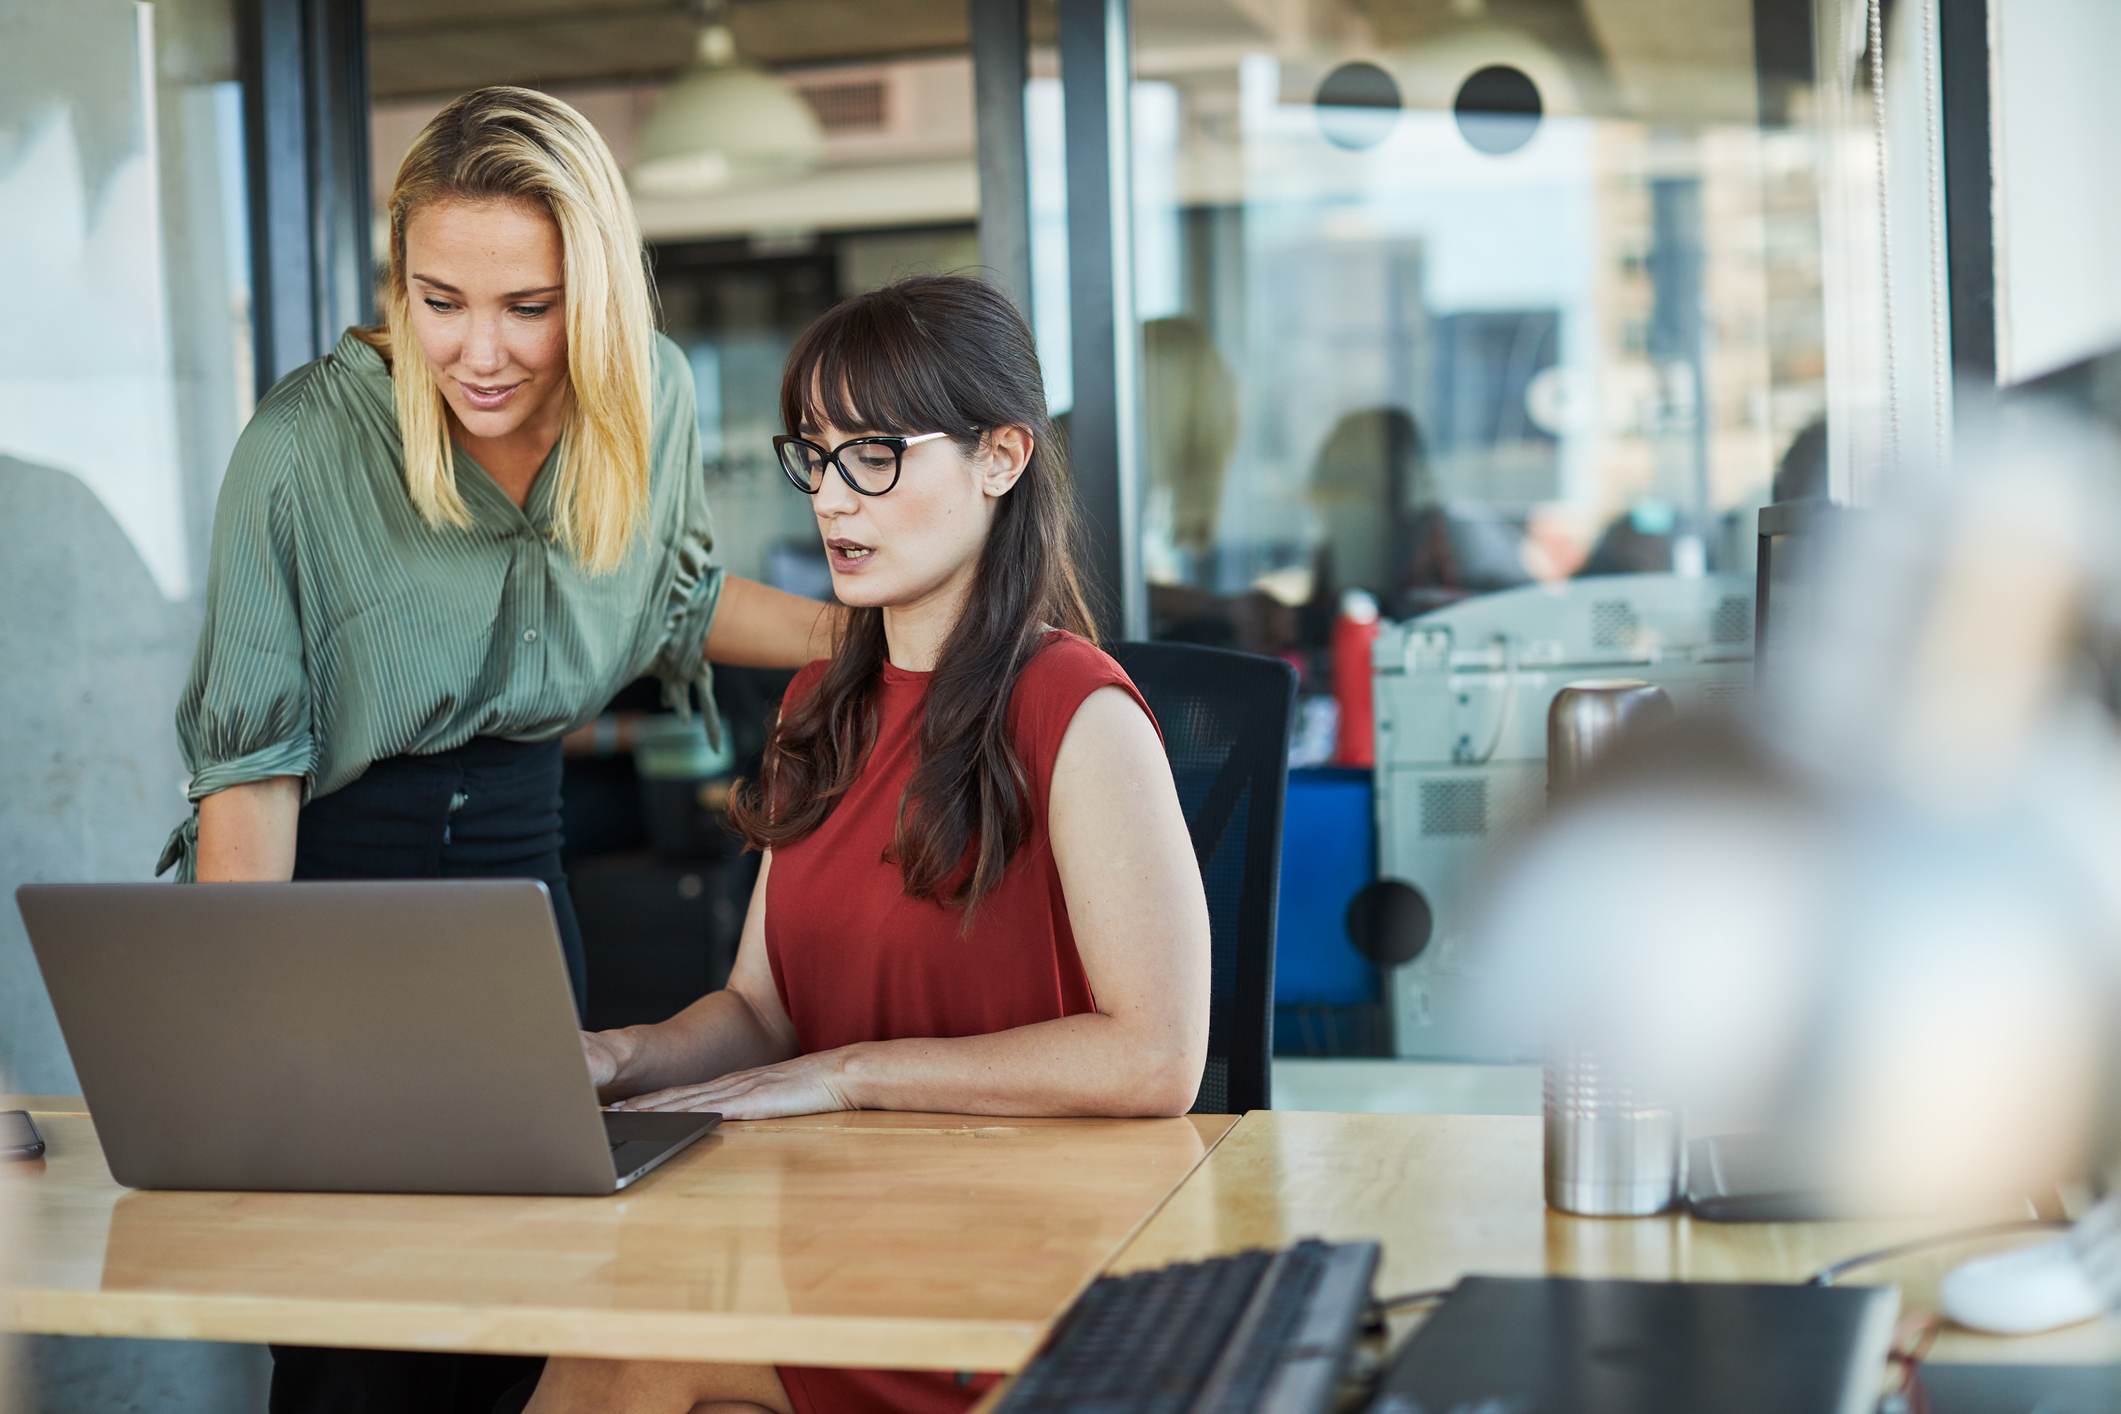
[778, 439, 826, 491]
[843, 440, 901, 494]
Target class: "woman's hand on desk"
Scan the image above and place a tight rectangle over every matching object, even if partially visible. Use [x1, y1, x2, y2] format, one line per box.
[611, 1047, 857, 1120]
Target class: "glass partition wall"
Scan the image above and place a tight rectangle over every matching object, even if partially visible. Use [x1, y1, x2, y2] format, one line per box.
[1121, 0, 1835, 651]
[1074, 0, 1923, 1060]
[3, 7, 266, 1404]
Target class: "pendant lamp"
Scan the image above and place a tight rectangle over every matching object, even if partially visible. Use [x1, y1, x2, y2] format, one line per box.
[630, 3, 825, 196]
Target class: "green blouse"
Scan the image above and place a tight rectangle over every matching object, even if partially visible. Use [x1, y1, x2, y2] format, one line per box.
[159, 327, 724, 881]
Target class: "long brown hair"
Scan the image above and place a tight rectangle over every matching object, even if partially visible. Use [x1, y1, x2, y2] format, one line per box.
[728, 275, 1097, 914]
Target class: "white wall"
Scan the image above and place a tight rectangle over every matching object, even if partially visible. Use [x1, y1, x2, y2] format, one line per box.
[1992, 0, 2121, 384]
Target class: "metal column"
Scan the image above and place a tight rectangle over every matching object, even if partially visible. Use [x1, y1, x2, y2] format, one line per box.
[1058, 0, 1144, 640]
[242, 0, 373, 395]
[970, 0, 1034, 317]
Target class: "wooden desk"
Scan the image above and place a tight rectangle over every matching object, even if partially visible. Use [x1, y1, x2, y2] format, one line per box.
[1109, 1112, 2121, 1367]
[0, 1098, 1234, 1371]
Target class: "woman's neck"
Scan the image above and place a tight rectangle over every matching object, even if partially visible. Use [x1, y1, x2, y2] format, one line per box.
[448, 393, 570, 507]
[881, 565, 978, 673]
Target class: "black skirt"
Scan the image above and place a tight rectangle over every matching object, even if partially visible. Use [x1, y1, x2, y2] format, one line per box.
[271, 736, 576, 1414]
[293, 735, 587, 1013]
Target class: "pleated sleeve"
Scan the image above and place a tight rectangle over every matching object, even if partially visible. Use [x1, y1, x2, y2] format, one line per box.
[159, 408, 316, 879]
[645, 337, 727, 745]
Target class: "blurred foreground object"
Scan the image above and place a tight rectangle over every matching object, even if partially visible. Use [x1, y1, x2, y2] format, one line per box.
[1475, 397, 2121, 1314]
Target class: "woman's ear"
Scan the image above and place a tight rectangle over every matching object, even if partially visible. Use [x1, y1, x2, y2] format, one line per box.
[980, 425, 1034, 498]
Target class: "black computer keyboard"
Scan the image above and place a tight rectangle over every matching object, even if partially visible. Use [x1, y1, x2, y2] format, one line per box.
[994, 1238, 1381, 1413]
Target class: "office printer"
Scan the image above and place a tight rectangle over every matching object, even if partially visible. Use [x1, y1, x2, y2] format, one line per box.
[1370, 572, 1754, 1059]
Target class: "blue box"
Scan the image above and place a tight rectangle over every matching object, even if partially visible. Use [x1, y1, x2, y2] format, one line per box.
[1275, 766, 1380, 1006]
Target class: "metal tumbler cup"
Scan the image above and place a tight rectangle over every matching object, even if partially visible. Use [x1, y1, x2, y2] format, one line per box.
[1542, 680, 1683, 1217]
[1543, 1048, 1685, 1217]
[1546, 679, 1675, 795]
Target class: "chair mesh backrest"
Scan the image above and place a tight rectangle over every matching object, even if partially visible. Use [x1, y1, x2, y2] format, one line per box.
[1111, 641, 1297, 1114]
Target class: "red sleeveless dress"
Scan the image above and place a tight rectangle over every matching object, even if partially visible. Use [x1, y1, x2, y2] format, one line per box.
[765, 631, 1153, 1414]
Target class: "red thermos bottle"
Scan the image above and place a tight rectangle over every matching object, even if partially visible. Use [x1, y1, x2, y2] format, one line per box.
[1332, 590, 1380, 767]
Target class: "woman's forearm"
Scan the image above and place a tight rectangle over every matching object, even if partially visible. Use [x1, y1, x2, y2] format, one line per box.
[836, 1012, 1204, 1119]
[195, 777, 302, 882]
[609, 988, 797, 1098]
[705, 576, 839, 669]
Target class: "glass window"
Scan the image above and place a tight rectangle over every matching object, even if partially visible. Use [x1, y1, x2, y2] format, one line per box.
[1117, 2, 1840, 1061]
[1128, 2, 1826, 652]
[4, 19, 281, 1400]
[2, 0, 254, 609]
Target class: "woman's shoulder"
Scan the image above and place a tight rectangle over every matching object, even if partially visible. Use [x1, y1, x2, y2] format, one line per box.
[650, 328, 688, 374]
[648, 330, 694, 417]
[779, 657, 833, 714]
[646, 332, 705, 493]
[220, 374, 327, 503]
[1010, 631, 1153, 747]
[775, 637, 1139, 721]
[231, 330, 390, 494]
[249, 355, 338, 435]
[1016, 630, 1129, 693]
[259, 327, 389, 420]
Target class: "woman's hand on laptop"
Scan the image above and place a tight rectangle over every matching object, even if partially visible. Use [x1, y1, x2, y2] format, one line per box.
[610, 1048, 856, 1121]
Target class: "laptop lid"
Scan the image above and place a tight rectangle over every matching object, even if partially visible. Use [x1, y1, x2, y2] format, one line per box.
[17, 880, 625, 1195]
[1370, 1275, 1900, 1414]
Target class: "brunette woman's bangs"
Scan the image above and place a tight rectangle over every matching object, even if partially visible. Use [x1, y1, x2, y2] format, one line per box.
[778, 291, 976, 444]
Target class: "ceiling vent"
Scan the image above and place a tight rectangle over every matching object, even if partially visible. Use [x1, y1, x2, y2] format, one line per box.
[797, 77, 890, 133]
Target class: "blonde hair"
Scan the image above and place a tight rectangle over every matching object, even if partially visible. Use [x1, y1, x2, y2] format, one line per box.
[361, 86, 655, 574]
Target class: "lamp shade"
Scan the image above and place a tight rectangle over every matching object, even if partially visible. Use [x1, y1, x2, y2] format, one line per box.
[630, 24, 825, 196]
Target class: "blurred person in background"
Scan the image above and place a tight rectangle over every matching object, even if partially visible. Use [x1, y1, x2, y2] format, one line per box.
[1304, 406, 1528, 634]
[1138, 315, 1300, 651]
[161, 86, 833, 1414]
[1140, 314, 1237, 571]
[1771, 416, 1830, 505]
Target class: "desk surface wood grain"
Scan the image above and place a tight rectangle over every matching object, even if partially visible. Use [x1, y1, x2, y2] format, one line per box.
[971, 1111, 2121, 1412]
[1110, 1111, 2121, 1367]
[0, 1098, 1234, 1370]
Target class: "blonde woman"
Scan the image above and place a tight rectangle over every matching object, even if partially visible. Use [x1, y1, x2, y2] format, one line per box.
[159, 86, 830, 1413]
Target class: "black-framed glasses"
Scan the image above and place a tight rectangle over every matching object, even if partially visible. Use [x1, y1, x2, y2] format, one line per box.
[773, 431, 953, 496]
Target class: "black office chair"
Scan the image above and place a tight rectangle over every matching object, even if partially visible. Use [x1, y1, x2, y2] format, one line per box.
[1110, 640, 1298, 1115]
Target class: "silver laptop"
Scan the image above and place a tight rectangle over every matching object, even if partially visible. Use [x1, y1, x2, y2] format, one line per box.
[16, 881, 719, 1195]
